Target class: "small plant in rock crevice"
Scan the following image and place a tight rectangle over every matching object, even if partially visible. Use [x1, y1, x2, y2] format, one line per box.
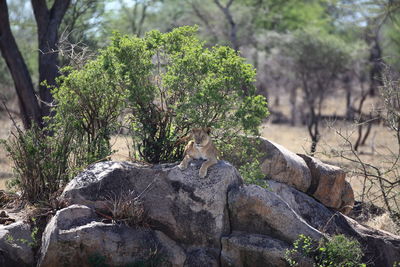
[102, 189, 149, 228]
[285, 234, 366, 267]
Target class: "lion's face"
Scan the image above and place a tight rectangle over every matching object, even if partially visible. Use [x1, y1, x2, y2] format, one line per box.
[191, 128, 211, 147]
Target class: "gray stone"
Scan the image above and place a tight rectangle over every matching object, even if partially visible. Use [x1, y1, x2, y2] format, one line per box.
[257, 137, 312, 192]
[339, 181, 355, 215]
[0, 221, 34, 267]
[61, 160, 243, 250]
[298, 154, 354, 213]
[268, 180, 400, 267]
[184, 248, 219, 267]
[38, 205, 186, 267]
[221, 231, 290, 267]
[228, 184, 323, 243]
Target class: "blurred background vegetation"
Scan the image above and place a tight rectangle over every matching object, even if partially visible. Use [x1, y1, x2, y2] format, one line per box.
[0, 0, 400, 231]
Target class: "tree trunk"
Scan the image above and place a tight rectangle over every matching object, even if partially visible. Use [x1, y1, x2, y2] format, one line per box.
[365, 20, 383, 97]
[32, 0, 71, 119]
[0, 0, 70, 128]
[289, 86, 297, 126]
[214, 0, 239, 52]
[0, 0, 42, 128]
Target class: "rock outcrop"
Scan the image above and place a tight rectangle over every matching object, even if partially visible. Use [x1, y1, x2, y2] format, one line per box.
[228, 184, 323, 243]
[0, 221, 34, 267]
[61, 160, 242, 251]
[1, 139, 398, 267]
[268, 180, 400, 267]
[257, 138, 312, 192]
[256, 137, 354, 214]
[38, 205, 186, 267]
[298, 153, 355, 213]
[221, 232, 291, 267]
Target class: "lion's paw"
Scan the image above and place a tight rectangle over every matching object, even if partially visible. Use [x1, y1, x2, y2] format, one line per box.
[178, 163, 187, 170]
[199, 169, 207, 178]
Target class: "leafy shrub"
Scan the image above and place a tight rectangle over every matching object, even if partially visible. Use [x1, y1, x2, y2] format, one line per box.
[52, 56, 128, 166]
[2, 46, 127, 202]
[1, 123, 73, 202]
[285, 234, 365, 267]
[101, 26, 269, 165]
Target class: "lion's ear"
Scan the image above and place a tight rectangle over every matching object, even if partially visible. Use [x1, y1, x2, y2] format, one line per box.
[205, 127, 211, 135]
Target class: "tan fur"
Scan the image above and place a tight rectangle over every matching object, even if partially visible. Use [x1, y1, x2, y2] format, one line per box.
[178, 127, 219, 178]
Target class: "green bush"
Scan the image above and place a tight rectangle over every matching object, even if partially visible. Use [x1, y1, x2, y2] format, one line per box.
[0, 123, 73, 202]
[285, 234, 366, 267]
[52, 56, 128, 166]
[2, 44, 128, 202]
[101, 26, 269, 165]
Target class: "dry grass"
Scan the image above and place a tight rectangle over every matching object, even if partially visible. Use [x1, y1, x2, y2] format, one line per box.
[103, 189, 148, 227]
[365, 213, 400, 235]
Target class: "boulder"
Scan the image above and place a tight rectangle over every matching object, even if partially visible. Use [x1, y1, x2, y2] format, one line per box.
[61, 160, 243, 250]
[228, 184, 323, 243]
[38, 205, 186, 267]
[221, 231, 290, 267]
[268, 180, 400, 267]
[257, 137, 311, 192]
[184, 248, 219, 267]
[298, 154, 354, 213]
[38, 158, 398, 267]
[339, 181, 355, 215]
[0, 221, 34, 267]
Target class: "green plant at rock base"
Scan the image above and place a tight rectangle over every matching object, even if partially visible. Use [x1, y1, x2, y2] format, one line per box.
[1, 122, 73, 202]
[101, 26, 269, 169]
[2, 52, 127, 202]
[285, 234, 366, 267]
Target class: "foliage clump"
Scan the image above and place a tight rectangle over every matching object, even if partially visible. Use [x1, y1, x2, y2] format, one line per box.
[52, 57, 128, 166]
[0, 123, 73, 202]
[101, 26, 268, 165]
[285, 234, 365, 267]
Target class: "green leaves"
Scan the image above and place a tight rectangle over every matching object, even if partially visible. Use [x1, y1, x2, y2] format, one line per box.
[101, 26, 268, 164]
[285, 234, 366, 267]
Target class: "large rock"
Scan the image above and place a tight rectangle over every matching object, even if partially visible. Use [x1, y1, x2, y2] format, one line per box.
[184, 248, 219, 267]
[339, 181, 355, 215]
[61, 160, 243, 251]
[221, 231, 290, 267]
[37, 158, 398, 267]
[257, 137, 311, 192]
[0, 221, 34, 267]
[228, 184, 323, 243]
[298, 154, 354, 213]
[38, 205, 186, 267]
[268, 180, 400, 267]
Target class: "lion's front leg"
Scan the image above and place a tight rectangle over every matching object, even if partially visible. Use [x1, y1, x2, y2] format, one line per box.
[178, 154, 193, 170]
[199, 159, 218, 178]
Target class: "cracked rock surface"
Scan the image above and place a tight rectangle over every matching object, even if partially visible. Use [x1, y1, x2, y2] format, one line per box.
[2, 141, 399, 266]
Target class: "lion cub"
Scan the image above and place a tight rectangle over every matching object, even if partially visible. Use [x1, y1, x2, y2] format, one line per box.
[178, 127, 219, 178]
